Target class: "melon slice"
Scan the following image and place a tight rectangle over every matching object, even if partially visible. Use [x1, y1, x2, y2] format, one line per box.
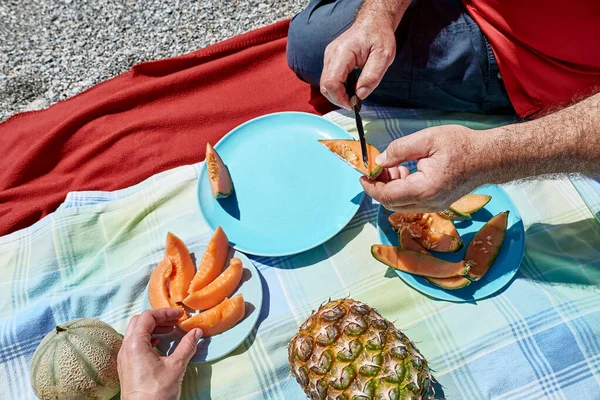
[389, 212, 459, 237]
[318, 139, 382, 179]
[148, 258, 173, 309]
[147, 257, 188, 322]
[389, 212, 462, 252]
[397, 226, 430, 254]
[371, 245, 470, 278]
[439, 194, 492, 221]
[183, 258, 243, 311]
[413, 230, 463, 253]
[397, 228, 470, 290]
[464, 211, 508, 281]
[165, 232, 196, 303]
[188, 226, 229, 294]
[426, 272, 473, 290]
[206, 142, 233, 199]
[179, 294, 246, 336]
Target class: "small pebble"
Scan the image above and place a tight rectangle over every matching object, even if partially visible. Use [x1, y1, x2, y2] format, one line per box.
[1, 0, 305, 121]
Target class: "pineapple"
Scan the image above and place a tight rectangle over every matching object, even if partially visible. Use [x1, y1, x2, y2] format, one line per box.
[288, 299, 433, 400]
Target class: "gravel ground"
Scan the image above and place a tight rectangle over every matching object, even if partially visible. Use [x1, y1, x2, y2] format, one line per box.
[0, 0, 305, 122]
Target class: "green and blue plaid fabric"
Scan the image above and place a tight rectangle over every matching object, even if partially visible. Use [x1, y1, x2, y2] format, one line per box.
[1, 106, 599, 399]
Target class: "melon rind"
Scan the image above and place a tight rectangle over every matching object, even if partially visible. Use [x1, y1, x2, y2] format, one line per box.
[371, 245, 470, 278]
[30, 318, 122, 400]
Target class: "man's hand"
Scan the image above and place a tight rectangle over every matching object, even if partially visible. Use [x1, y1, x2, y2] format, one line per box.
[360, 125, 484, 213]
[117, 308, 202, 400]
[320, 20, 396, 109]
[360, 92, 600, 213]
[320, 0, 409, 109]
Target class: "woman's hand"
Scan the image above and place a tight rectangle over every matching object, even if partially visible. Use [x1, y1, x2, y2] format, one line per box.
[117, 308, 202, 400]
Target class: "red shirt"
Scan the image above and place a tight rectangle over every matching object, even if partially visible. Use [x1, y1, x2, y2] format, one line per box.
[463, 0, 600, 117]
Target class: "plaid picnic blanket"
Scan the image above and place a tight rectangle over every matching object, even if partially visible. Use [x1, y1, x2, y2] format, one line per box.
[1, 106, 599, 400]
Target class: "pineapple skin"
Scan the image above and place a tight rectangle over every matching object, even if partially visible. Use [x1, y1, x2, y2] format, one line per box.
[288, 299, 433, 400]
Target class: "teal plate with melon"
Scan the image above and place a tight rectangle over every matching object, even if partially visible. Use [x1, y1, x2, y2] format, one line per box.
[377, 184, 525, 302]
[197, 112, 365, 257]
[142, 244, 263, 363]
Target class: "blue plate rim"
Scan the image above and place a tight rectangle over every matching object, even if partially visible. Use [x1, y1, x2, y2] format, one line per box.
[376, 185, 526, 302]
[142, 244, 263, 363]
[196, 111, 365, 257]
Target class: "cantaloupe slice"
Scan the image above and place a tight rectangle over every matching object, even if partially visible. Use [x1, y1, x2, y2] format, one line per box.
[389, 212, 456, 236]
[179, 294, 245, 336]
[165, 232, 196, 303]
[147, 257, 189, 322]
[148, 258, 173, 309]
[389, 212, 462, 252]
[183, 258, 243, 311]
[397, 227, 471, 289]
[371, 245, 470, 278]
[188, 226, 229, 294]
[464, 211, 508, 281]
[439, 194, 492, 221]
[397, 226, 430, 254]
[413, 229, 463, 253]
[318, 139, 382, 179]
[206, 142, 233, 199]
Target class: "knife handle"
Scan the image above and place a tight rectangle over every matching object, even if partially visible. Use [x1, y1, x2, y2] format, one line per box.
[346, 71, 362, 111]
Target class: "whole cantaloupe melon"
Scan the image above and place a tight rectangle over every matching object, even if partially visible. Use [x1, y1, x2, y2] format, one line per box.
[30, 318, 122, 400]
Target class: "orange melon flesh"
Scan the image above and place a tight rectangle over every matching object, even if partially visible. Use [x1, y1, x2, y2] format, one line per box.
[371, 245, 470, 278]
[179, 294, 245, 336]
[165, 232, 196, 303]
[389, 212, 462, 252]
[465, 211, 508, 281]
[389, 212, 459, 237]
[318, 139, 382, 179]
[397, 228, 471, 289]
[188, 226, 229, 294]
[206, 142, 233, 199]
[413, 230, 463, 253]
[148, 258, 173, 309]
[147, 257, 189, 323]
[397, 226, 430, 254]
[183, 257, 243, 311]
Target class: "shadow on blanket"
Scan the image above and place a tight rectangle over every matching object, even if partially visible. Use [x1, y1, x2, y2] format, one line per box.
[520, 218, 600, 288]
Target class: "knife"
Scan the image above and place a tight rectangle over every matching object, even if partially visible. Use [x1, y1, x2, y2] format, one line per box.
[346, 71, 369, 170]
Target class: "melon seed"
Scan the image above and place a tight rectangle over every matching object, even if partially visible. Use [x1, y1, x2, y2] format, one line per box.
[207, 155, 219, 180]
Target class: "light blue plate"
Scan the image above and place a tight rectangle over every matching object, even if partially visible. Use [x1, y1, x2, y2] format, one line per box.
[197, 112, 364, 256]
[377, 185, 525, 302]
[142, 244, 263, 363]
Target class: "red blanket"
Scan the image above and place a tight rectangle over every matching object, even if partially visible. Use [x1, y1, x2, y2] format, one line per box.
[0, 20, 335, 237]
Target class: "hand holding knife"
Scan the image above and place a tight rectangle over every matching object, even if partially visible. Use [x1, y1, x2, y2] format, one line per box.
[345, 71, 369, 170]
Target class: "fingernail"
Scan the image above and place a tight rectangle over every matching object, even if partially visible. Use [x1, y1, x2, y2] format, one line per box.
[194, 329, 203, 345]
[356, 87, 370, 100]
[375, 152, 386, 165]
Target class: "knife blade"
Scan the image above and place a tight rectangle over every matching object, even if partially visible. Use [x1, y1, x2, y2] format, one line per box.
[346, 71, 369, 170]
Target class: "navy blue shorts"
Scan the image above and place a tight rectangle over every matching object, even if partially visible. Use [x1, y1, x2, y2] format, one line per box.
[287, 0, 515, 114]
